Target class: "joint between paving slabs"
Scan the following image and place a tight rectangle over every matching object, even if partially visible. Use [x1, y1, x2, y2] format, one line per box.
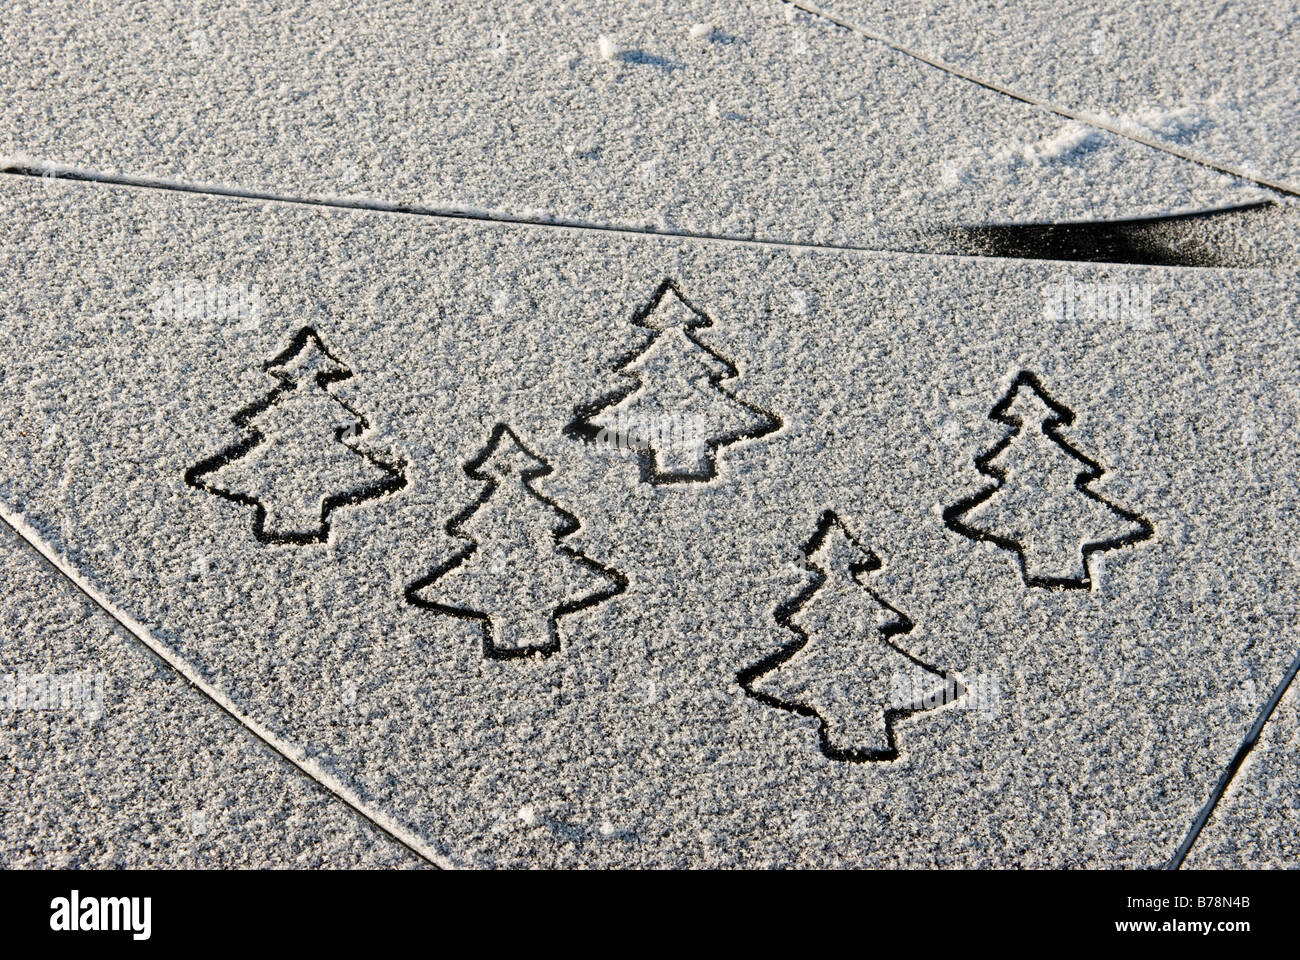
[0, 164, 1280, 268]
[0, 507, 447, 869]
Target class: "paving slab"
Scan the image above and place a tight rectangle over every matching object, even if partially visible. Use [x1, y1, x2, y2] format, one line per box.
[0, 522, 425, 868]
[807, 0, 1300, 191]
[0, 0, 1268, 251]
[0, 174, 1296, 866]
[1186, 674, 1300, 868]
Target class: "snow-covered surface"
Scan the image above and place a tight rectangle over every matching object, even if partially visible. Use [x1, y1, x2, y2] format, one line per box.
[1188, 680, 1300, 867]
[1, 0, 1296, 869]
[0, 0, 1269, 248]
[810, 0, 1300, 191]
[0, 174, 1295, 866]
[0, 522, 424, 867]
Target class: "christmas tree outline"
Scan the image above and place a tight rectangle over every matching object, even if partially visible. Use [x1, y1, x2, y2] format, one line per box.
[404, 423, 627, 660]
[738, 510, 963, 763]
[565, 279, 782, 484]
[185, 326, 406, 544]
[943, 370, 1154, 590]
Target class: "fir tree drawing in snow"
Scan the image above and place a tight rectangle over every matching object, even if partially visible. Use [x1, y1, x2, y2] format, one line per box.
[943, 370, 1153, 589]
[739, 511, 962, 762]
[185, 327, 406, 544]
[566, 279, 780, 483]
[405, 424, 625, 659]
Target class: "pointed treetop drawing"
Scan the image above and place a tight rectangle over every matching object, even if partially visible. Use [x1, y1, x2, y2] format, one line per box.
[405, 423, 625, 659]
[185, 327, 406, 544]
[739, 511, 962, 762]
[567, 279, 781, 483]
[943, 370, 1153, 589]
